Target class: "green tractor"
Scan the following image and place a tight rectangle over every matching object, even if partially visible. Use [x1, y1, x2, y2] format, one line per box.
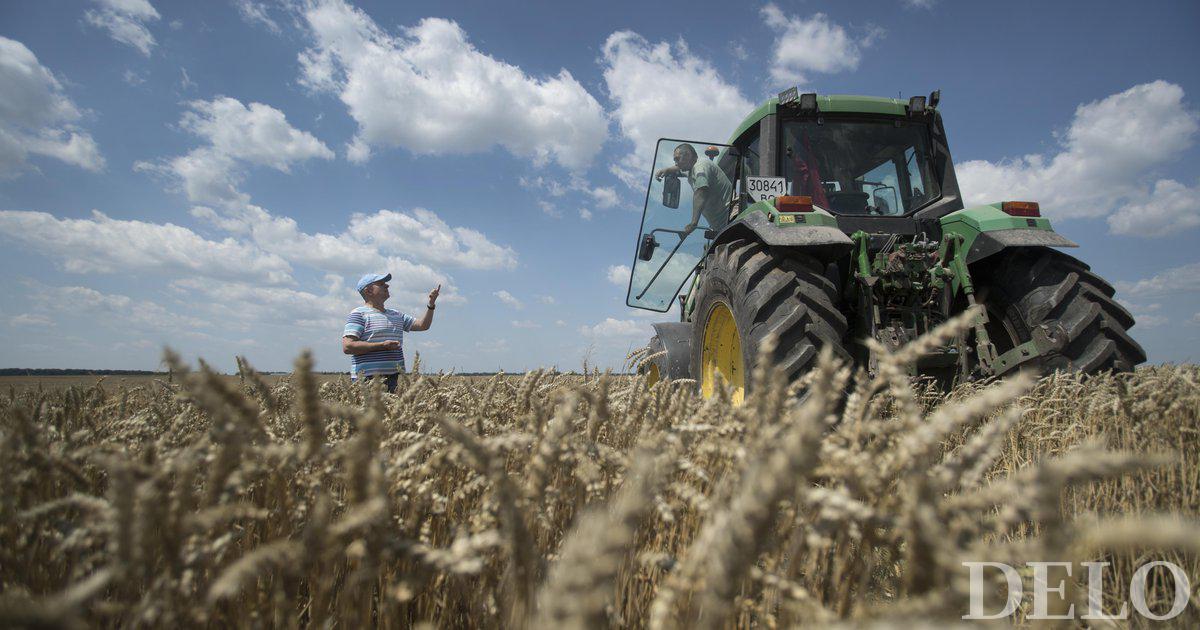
[627, 89, 1145, 401]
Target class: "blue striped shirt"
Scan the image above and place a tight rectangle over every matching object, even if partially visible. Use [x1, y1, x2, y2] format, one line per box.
[343, 306, 415, 378]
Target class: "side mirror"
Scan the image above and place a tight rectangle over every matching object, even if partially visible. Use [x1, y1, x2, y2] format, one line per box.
[662, 176, 680, 209]
[638, 233, 658, 261]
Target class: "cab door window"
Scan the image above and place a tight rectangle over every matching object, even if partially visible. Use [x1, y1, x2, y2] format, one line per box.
[627, 139, 738, 312]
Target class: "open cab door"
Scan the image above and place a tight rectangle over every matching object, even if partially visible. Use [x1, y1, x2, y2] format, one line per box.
[626, 139, 739, 312]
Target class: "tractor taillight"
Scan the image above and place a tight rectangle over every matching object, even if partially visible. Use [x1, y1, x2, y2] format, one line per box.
[1002, 201, 1040, 217]
[777, 195, 814, 213]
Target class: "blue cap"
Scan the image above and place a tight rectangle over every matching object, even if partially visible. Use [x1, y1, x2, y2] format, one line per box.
[356, 272, 391, 293]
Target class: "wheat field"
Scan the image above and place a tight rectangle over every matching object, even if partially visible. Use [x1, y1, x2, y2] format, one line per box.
[2, 313, 1198, 628]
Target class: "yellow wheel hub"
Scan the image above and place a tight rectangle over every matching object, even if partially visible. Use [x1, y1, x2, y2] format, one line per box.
[644, 361, 660, 387]
[701, 302, 745, 405]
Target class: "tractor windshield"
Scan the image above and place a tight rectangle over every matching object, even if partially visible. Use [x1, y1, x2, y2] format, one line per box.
[781, 119, 939, 216]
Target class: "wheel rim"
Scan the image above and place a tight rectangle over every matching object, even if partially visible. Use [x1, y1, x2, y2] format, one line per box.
[645, 361, 660, 387]
[701, 302, 745, 404]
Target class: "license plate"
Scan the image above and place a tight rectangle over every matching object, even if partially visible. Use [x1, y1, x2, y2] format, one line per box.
[746, 177, 788, 201]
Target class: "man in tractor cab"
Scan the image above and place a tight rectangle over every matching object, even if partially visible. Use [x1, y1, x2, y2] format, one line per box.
[654, 143, 734, 237]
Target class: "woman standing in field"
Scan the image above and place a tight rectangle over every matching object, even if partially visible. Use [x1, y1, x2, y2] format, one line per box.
[342, 272, 439, 393]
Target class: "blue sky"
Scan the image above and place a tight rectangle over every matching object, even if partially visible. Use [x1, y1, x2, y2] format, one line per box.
[1, 0, 1199, 373]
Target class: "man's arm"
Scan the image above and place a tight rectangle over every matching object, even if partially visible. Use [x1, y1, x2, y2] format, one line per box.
[683, 186, 708, 234]
[654, 165, 681, 180]
[343, 336, 399, 355]
[410, 284, 440, 332]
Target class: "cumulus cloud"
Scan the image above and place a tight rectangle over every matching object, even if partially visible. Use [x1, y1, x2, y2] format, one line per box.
[589, 186, 619, 208]
[494, 290, 522, 309]
[601, 31, 753, 187]
[761, 5, 881, 86]
[1114, 261, 1200, 297]
[346, 208, 518, 270]
[0, 209, 293, 284]
[298, 0, 607, 169]
[137, 97, 333, 206]
[607, 264, 630, 286]
[520, 175, 621, 211]
[579, 317, 651, 339]
[0, 37, 104, 175]
[1107, 179, 1200, 237]
[511, 320, 540, 329]
[957, 81, 1199, 231]
[33, 285, 210, 331]
[171, 276, 353, 330]
[84, 0, 160, 56]
[579, 208, 593, 221]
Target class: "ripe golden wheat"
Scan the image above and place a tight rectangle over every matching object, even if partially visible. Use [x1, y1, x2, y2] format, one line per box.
[1, 315, 1197, 628]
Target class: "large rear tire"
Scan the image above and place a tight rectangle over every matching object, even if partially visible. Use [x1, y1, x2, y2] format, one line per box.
[971, 249, 1146, 374]
[689, 238, 849, 400]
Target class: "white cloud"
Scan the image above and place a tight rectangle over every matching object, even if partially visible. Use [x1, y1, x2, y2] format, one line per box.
[8, 313, 52, 327]
[903, 0, 938, 9]
[554, 319, 566, 327]
[511, 320, 541, 329]
[522, 175, 620, 210]
[180, 97, 333, 171]
[1115, 262, 1200, 297]
[579, 208, 593, 221]
[494, 290, 522, 309]
[601, 31, 754, 187]
[346, 208, 518, 270]
[1107, 179, 1200, 237]
[298, 0, 607, 169]
[0, 209, 293, 284]
[37, 285, 210, 331]
[234, 0, 281, 33]
[589, 186, 619, 208]
[122, 69, 146, 85]
[137, 97, 332, 206]
[537, 295, 557, 305]
[1118, 301, 1167, 328]
[179, 67, 197, 91]
[760, 5, 880, 86]
[171, 276, 352, 330]
[957, 81, 1199, 228]
[579, 317, 651, 339]
[607, 264, 630, 286]
[84, 0, 160, 56]
[520, 175, 568, 197]
[538, 200, 562, 219]
[0, 37, 105, 175]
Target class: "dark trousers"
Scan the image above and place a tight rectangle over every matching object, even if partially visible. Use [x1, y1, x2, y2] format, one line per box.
[361, 373, 399, 393]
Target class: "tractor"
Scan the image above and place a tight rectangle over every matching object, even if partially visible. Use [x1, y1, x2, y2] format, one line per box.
[627, 89, 1145, 401]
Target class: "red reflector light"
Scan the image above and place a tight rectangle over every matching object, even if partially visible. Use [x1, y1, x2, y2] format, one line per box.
[1002, 201, 1040, 217]
[776, 195, 814, 213]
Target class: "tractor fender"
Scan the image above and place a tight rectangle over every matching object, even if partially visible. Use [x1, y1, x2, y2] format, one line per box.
[713, 211, 854, 262]
[650, 322, 693, 380]
[964, 228, 1078, 264]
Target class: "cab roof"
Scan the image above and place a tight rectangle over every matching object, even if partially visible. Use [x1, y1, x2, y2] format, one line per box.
[729, 94, 911, 143]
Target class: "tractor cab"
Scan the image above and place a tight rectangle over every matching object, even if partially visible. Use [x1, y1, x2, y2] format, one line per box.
[627, 92, 959, 315]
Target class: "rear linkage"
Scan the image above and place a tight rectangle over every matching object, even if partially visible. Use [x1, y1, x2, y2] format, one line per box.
[849, 231, 1047, 380]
